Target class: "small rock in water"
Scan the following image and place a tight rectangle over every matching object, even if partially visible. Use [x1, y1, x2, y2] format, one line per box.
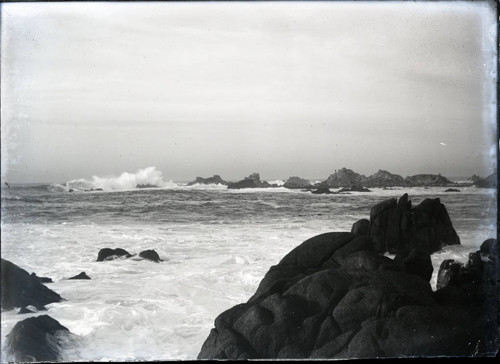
[97, 248, 132, 261]
[68, 272, 91, 280]
[139, 249, 161, 262]
[18, 305, 38, 314]
[444, 188, 461, 192]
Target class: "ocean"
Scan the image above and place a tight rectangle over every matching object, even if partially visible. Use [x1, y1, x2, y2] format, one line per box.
[0, 170, 497, 361]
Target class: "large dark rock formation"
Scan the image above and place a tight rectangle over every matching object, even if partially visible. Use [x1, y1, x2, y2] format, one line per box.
[1, 259, 63, 311]
[198, 232, 498, 359]
[227, 173, 277, 189]
[321, 168, 366, 188]
[283, 177, 313, 189]
[5, 315, 74, 362]
[187, 175, 228, 186]
[369, 193, 460, 254]
[404, 174, 452, 187]
[198, 196, 496, 359]
[97, 248, 132, 261]
[362, 170, 405, 187]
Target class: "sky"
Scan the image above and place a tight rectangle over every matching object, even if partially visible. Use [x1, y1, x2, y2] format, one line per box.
[1, 1, 497, 183]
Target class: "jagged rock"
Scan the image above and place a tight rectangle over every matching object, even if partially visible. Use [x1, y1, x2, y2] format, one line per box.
[1, 259, 63, 311]
[404, 174, 452, 187]
[5, 315, 73, 362]
[361, 170, 405, 188]
[322, 168, 366, 188]
[68, 272, 91, 280]
[351, 219, 370, 236]
[187, 175, 228, 186]
[198, 199, 497, 359]
[436, 259, 464, 290]
[139, 249, 161, 262]
[283, 177, 313, 189]
[97, 248, 132, 261]
[369, 193, 460, 254]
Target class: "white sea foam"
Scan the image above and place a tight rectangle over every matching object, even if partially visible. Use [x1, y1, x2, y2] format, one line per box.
[61, 167, 178, 192]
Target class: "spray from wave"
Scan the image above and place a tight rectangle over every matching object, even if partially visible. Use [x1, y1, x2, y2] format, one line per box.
[53, 167, 178, 192]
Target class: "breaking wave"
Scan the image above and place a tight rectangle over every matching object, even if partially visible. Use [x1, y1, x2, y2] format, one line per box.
[55, 167, 178, 192]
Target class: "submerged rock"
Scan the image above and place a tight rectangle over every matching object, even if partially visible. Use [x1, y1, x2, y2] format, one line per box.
[187, 175, 228, 186]
[1, 259, 63, 311]
[5, 315, 74, 362]
[338, 185, 371, 193]
[311, 187, 333, 194]
[68, 272, 91, 280]
[444, 188, 461, 192]
[97, 248, 132, 261]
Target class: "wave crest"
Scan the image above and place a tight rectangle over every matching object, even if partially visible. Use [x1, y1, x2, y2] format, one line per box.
[59, 167, 177, 192]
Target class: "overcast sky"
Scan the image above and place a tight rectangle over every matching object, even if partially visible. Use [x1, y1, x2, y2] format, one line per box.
[1, 1, 497, 183]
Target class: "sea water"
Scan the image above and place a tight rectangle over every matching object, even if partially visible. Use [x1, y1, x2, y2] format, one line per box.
[0, 170, 497, 361]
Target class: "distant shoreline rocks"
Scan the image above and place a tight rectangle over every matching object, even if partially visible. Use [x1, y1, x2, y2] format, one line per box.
[227, 173, 279, 189]
[187, 175, 228, 186]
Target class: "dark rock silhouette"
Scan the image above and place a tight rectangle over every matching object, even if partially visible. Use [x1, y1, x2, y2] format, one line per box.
[68, 272, 91, 280]
[369, 193, 460, 254]
[97, 248, 132, 261]
[311, 187, 333, 194]
[444, 188, 460, 192]
[362, 170, 405, 187]
[139, 249, 161, 262]
[1, 259, 63, 311]
[5, 315, 73, 362]
[404, 174, 452, 187]
[187, 175, 228, 186]
[227, 173, 277, 189]
[198, 197, 496, 359]
[283, 177, 313, 189]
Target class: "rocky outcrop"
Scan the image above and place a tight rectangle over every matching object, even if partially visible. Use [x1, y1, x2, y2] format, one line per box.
[31, 273, 53, 284]
[351, 219, 370, 236]
[311, 187, 333, 194]
[139, 249, 162, 262]
[283, 177, 313, 189]
[368, 193, 460, 254]
[472, 173, 497, 188]
[97, 248, 132, 262]
[227, 173, 277, 189]
[444, 188, 460, 192]
[198, 230, 498, 359]
[362, 170, 405, 187]
[5, 315, 75, 362]
[404, 174, 452, 187]
[68, 272, 91, 280]
[187, 175, 228, 186]
[1, 259, 63, 311]
[321, 168, 366, 188]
